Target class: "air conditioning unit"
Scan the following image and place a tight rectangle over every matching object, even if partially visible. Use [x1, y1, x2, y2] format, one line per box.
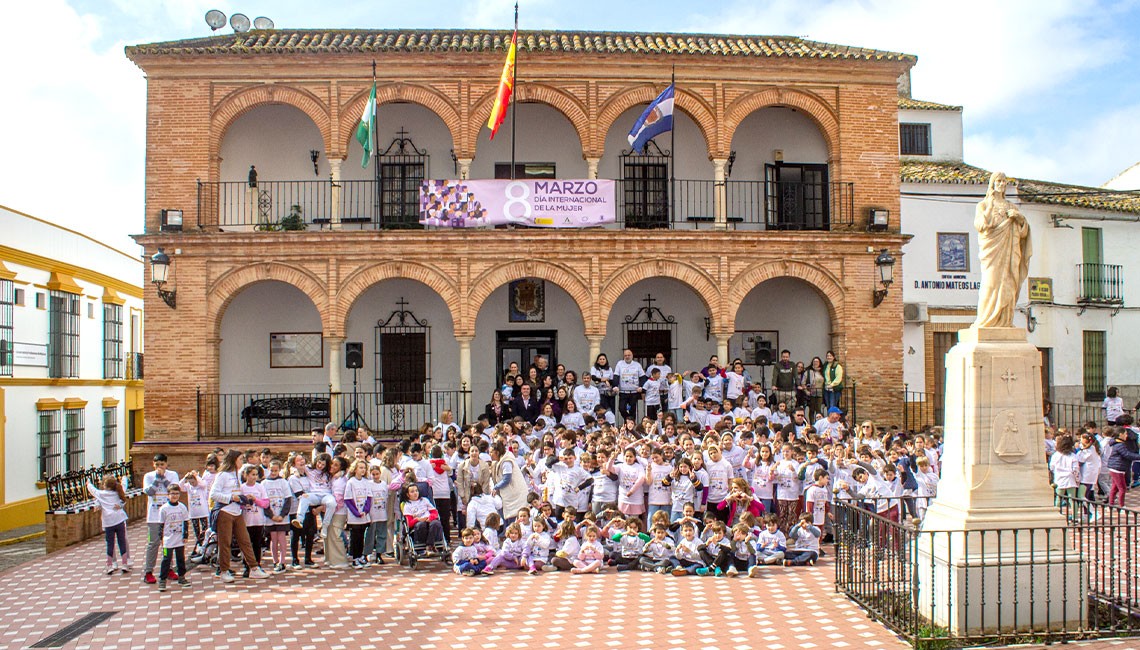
[903, 302, 929, 323]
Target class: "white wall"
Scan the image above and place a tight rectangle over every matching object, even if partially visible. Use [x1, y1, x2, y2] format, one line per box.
[342, 278, 459, 392]
[342, 103, 457, 182]
[729, 107, 829, 181]
[472, 282, 586, 403]
[898, 108, 963, 162]
[599, 105, 713, 181]
[220, 104, 326, 182]
[470, 103, 587, 180]
[901, 182, 983, 309]
[735, 277, 832, 361]
[600, 277, 715, 375]
[219, 281, 324, 393]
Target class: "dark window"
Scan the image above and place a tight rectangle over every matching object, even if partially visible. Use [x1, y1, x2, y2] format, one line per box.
[494, 163, 556, 179]
[379, 332, 427, 404]
[14, 287, 24, 306]
[35, 292, 45, 309]
[1083, 331, 1106, 402]
[103, 303, 123, 379]
[627, 329, 672, 370]
[38, 409, 61, 479]
[0, 279, 12, 377]
[64, 407, 85, 471]
[900, 123, 932, 156]
[103, 406, 118, 463]
[48, 291, 80, 378]
[764, 163, 830, 230]
[379, 161, 425, 229]
[622, 161, 669, 229]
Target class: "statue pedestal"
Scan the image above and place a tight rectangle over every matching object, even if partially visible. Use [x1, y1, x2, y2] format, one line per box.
[918, 327, 1084, 634]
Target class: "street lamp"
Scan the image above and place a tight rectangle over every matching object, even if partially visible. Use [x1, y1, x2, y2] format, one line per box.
[150, 248, 176, 309]
[873, 248, 895, 308]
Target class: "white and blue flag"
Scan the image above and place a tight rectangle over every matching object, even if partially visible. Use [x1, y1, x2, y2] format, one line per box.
[627, 84, 674, 152]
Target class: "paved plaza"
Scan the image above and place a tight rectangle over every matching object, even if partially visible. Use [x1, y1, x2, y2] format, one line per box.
[2, 516, 1139, 650]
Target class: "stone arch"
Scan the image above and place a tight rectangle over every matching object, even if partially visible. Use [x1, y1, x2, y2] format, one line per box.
[599, 261, 721, 331]
[335, 261, 461, 335]
[466, 260, 592, 336]
[466, 83, 590, 158]
[211, 85, 332, 167]
[726, 260, 844, 332]
[339, 83, 463, 158]
[597, 84, 717, 158]
[208, 262, 330, 335]
[723, 87, 840, 159]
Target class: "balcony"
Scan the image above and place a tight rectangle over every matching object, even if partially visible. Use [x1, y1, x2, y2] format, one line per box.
[194, 178, 855, 232]
[126, 352, 144, 380]
[1076, 263, 1123, 304]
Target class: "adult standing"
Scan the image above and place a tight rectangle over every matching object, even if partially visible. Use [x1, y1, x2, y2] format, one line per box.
[614, 349, 646, 424]
[772, 349, 797, 409]
[590, 353, 616, 412]
[511, 383, 540, 424]
[484, 389, 511, 426]
[490, 442, 528, 526]
[822, 351, 845, 411]
[572, 373, 601, 414]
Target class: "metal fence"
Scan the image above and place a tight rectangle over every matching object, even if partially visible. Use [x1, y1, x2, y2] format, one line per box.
[834, 495, 1140, 649]
[45, 459, 134, 511]
[196, 178, 856, 231]
[196, 388, 469, 440]
[903, 388, 1106, 433]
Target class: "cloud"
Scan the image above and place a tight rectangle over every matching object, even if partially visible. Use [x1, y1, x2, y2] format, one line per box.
[966, 103, 1140, 187]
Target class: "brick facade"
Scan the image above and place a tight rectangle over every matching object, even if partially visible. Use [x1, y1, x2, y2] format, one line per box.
[129, 32, 912, 443]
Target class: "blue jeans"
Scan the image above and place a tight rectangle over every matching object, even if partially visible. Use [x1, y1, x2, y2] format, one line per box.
[823, 389, 841, 410]
[786, 549, 818, 565]
[457, 558, 487, 573]
[365, 520, 388, 556]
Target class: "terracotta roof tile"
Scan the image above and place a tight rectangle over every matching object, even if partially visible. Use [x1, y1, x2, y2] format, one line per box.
[898, 97, 962, 111]
[126, 29, 916, 62]
[901, 161, 1140, 215]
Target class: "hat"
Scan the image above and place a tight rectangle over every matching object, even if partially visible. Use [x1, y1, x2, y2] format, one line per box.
[828, 407, 842, 415]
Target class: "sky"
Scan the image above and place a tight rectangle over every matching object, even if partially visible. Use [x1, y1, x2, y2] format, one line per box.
[2, 0, 1138, 255]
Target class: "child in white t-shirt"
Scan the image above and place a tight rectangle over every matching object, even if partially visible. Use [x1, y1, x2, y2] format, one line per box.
[87, 474, 130, 574]
[157, 485, 190, 591]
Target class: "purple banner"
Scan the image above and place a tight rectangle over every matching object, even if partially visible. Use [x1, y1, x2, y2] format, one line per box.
[420, 179, 615, 228]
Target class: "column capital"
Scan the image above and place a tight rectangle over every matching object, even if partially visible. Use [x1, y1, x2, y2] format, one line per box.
[585, 334, 607, 343]
[324, 334, 345, 343]
[457, 158, 473, 181]
[455, 334, 474, 344]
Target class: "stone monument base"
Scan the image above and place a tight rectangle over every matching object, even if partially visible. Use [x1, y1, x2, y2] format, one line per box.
[917, 326, 1085, 634]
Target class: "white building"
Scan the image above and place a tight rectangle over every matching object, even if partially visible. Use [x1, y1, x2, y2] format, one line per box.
[898, 100, 1140, 428]
[0, 205, 144, 531]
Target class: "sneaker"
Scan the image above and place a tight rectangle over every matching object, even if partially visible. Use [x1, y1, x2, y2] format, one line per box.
[120, 564, 132, 574]
[748, 566, 762, 579]
[167, 570, 178, 580]
[143, 572, 156, 585]
[713, 567, 724, 577]
[304, 560, 318, 568]
[481, 567, 494, 576]
[807, 559, 816, 566]
[290, 562, 303, 570]
[105, 564, 117, 575]
[372, 557, 384, 566]
[657, 566, 671, 575]
[461, 568, 477, 577]
[274, 564, 287, 574]
[672, 567, 688, 577]
[726, 565, 739, 577]
[528, 568, 538, 575]
[242, 567, 251, 579]
[570, 567, 583, 574]
[695, 567, 710, 576]
[784, 560, 792, 567]
[291, 519, 303, 529]
[158, 580, 167, 592]
[177, 577, 190, 587]
[249, 567, 270, 579]
[540, 564, 556, 572]
[218, 570, 235, 583]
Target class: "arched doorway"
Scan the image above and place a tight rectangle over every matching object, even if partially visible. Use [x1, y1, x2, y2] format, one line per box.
[470, 103, 587, 179]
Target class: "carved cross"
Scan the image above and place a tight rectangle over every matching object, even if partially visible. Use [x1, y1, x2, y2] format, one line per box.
[1000, 368, 1018, 395]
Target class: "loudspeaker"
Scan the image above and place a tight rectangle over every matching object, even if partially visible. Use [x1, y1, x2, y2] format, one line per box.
[345, 342, 364, 369]
[755, 347, 773, 367]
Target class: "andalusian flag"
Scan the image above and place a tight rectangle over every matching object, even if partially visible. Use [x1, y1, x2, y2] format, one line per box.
[356, 82, 376, 168]
[487, 31, 517, 140]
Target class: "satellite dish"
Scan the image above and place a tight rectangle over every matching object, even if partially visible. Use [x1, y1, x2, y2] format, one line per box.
[230, 13, 251, 33]
[253, 16, 274, 30]
[205, 9, 226, 31]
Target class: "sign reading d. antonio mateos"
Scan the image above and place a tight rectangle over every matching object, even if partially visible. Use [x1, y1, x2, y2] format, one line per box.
[420, 179, 615, 228]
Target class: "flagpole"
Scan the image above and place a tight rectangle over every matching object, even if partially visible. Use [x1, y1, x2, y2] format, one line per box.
[510, 1, 519, 180]
[670, 65, 676, 226]
[372, 60, 378, 169]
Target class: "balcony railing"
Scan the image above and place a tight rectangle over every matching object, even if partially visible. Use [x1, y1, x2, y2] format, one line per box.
[126, 352, 143, 380]
[196, 178, 855, 231]
[196, 388, 470, 440]
[1077, 263, 1123, 304]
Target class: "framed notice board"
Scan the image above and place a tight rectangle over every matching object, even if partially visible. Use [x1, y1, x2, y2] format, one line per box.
[269, 332, 323, 368]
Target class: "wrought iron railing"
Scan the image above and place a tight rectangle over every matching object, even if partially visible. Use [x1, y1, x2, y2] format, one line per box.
[903, 387, 1106, 433]
[196, 178, 856, 231]
[45, 459, 134, 511]
[126, 352, 143, 380]
[1077, 263, 1124, 304]
[834, 496, 1140, 648]
[196, 388, 470, 440]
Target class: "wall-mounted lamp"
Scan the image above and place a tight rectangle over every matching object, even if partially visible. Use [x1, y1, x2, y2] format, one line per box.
[1020, 306, 1038, 333]
[868, 208, 890, 232]
[310, 150, 320, 176]
[160, 209, 183, 232]
[703, 316, 711, 341]
[873, 248, 895, 307]
[150, 248, 176, 309]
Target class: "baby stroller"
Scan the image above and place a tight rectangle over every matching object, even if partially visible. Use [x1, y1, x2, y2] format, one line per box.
[189, 509, 242, 571]
[393, 501, 451, 570]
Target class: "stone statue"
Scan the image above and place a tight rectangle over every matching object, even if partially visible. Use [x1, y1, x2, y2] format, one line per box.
[973, 171, 1031, 328]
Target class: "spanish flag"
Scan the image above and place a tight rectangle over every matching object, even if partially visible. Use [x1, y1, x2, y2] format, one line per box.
[487, 31, 517, 140]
